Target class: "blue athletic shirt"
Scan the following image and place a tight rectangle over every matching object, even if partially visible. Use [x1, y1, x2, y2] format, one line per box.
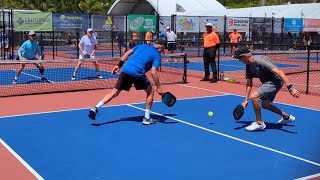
[18, 40, 42, 59]
[122, 44, 161, 77]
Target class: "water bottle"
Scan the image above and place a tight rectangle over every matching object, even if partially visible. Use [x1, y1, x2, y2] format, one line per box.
[220, 71, 224, 81]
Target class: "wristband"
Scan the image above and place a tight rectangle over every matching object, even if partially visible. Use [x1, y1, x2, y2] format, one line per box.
[118, 60, 124, 68]
[287, 84, 294, 92]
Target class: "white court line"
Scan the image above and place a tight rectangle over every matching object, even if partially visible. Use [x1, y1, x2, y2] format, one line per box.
[0, 138, 44, 180]
[178, 84, 320, 112]
[294, 173, 320, 180]
[21, 72, 54, 83]
[0, 94, 228, 119]
[127, 104, 320, 167]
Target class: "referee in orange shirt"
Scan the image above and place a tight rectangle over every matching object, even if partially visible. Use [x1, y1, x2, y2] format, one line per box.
[202, 23, 220, 83]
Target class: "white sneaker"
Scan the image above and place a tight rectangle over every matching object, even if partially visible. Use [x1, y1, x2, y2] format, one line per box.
[245, 122, 266, 131]
[277, 115, 295, 124]
[71, 76, 76, 81]
[142, 117, 157, 125]
[97, 75, 103, 79]
[165, 59, 170, 62]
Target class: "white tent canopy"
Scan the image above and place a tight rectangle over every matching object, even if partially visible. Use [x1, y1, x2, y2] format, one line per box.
[108, 0, 226, 16]
[108, 1, 320, 19]
[182, 3, 320, 18]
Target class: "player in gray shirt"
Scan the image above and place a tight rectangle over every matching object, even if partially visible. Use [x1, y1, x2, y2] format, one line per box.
[233, 46, 299, 131]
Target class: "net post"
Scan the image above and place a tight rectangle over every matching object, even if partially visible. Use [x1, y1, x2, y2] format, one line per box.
[306, 45, 310, 94]
[183, 53, 187, 83]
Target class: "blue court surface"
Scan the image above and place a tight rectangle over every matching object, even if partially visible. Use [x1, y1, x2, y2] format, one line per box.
[163, 60, 301, 72]
[292, 56, 319, 61]
[0, 95, 319, 179]
[0, 67, 118, 85]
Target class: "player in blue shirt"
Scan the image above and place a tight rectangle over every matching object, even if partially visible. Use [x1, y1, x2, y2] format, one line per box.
[88, 43, 165, 125]
[13, 31, 49, 84]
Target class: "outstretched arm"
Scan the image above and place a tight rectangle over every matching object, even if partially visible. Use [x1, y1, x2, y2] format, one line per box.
[272, 67, 299, 98]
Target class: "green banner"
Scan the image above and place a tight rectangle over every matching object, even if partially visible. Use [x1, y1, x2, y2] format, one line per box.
[128, 14, 156, 32]
[14, 12, 53, 31]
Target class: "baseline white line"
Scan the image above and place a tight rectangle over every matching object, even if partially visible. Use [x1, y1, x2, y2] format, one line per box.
[177, 84, 320, 112]
[127, 104, 320, 167]
[21, 72, 54, 83]
[0, 138, 44, 180]
[294, 173, 320, 180]
[0, 94, 229, 119]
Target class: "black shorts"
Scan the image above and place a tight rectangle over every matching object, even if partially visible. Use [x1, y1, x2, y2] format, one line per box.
[167, 43, 176, 52]
[115, 72, 151, 91]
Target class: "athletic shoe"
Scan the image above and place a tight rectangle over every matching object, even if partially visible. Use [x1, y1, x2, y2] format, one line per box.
[71, 76, 76, 81]
[142, 117, 157, 125]
[245, 121, 266, 131]
[97, 75, 103, 79]
[174, 58, 177, 62]
[88, 107, 98, 120]
[210, 78, 218, 83]
[12, 79, 17, 84]
[200, 77, 210, 81]
[277, 115, 295, 124]
[41, 77, 50, 83]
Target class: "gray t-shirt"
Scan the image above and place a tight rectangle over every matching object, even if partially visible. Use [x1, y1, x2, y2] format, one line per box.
[246, 55, 281, 83]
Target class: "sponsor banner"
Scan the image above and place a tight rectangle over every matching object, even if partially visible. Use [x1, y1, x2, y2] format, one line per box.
[226, 17, 249, 32]
[303, 19, 320, 32]
[54, 13, 89, 32]
[176, 16, 199, 32]
[13, 12, 52, 31]
[128, 14, 156, 32]
[92, 15, 125, 32]
[250, 17, 272, 34]
[200, 16, 224, 32]
[284, 18, 303, 32]
[273, 18, 282, 33]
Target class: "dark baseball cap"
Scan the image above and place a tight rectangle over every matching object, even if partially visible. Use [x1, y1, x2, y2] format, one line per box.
[232, 46, 251, 59]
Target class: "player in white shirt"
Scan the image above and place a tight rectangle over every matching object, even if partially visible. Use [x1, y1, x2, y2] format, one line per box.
[165, 26, 177, 62]
[72, 28, 103, 81]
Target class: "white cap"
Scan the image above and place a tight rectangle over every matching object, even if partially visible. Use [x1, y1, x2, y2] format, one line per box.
[28, 31, 36, 36]
[166, 26, 170, 30]
[87, 28, 93, 32]
[205, 22, 214, 28]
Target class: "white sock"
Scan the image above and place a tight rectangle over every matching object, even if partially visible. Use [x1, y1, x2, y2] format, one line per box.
[73, 71, 76, 77]
[14, 76, 18, 80]
[95, 101, 104, 108]
[145, 109, 150, 119]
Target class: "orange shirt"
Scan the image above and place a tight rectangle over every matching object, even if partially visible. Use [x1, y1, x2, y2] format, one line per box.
[229, 32, 242, 43]
[203, 32, 220, 48]
[145, 31, 152, 43]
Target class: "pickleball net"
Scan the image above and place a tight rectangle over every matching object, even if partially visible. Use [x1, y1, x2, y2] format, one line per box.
[0, 53, 187, 97]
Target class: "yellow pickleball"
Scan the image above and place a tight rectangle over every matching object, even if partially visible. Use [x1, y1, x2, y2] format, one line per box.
[208, 111, 214, 117]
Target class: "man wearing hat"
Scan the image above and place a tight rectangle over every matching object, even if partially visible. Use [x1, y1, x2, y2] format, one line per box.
[72, 28, 103, 81]
[202, 22, 220, 83]
[233, 46, 299, 131]
[13, 31, 50, 84]
[88, 43, 165, 125]
[165, 26, 177, 62]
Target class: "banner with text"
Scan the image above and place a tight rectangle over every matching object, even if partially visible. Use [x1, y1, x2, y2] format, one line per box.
[303, 19, 320, 32]
[200, 16, 224, 32]
[13, 12, 52, 31]
[284, 18, 303, 32]
[128, 14, 156, 32]
[226, 17, 249, 32]
[54, 13, 89, 32]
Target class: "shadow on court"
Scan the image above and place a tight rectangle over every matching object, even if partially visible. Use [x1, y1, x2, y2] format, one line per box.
[91, 114, 178, 127]
[234, 121, 297, 134]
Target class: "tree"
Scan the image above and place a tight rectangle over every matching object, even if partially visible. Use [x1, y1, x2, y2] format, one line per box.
[78, 0, 104, 14]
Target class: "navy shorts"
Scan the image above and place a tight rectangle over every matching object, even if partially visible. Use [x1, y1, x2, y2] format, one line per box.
[115, 72, 151, 91]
